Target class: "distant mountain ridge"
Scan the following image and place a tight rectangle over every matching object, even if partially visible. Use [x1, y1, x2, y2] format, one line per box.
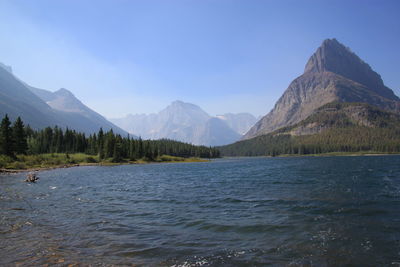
[0, 62, 128, 135]
[243, 38, 400, 139]
[111, 101, 257, 146]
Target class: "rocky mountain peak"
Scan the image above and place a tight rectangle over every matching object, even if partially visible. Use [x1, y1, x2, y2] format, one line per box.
[164, 100, 209, 117]
[305, 38, 360, 74]
[160, 100, 210, 126]
[243, 39, 400, 140]
[304, 38, 397, 100]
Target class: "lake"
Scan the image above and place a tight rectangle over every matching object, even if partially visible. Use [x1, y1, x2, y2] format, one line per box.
[1, 156, 400, 266]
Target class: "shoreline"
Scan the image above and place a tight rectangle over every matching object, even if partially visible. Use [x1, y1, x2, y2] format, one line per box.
[2, 152, 399, 174]
[0, 158, 210, 174]
[274, 152, 400, 158]
[221, 152, 400, 159]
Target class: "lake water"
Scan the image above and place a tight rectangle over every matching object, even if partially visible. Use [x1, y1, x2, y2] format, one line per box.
[1, 156, 400, 266]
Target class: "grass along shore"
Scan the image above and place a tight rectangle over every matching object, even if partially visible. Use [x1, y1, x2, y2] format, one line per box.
[2, 151, 396, 173]
[0, 153, 209, 173]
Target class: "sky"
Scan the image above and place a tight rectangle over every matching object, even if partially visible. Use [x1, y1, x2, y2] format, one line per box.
[0, 0, 399, 118]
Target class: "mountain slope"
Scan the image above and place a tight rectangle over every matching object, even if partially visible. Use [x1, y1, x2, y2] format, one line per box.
[29, 86, 129, 135]
[110, 101, 243, 146]
[193, 118, 241, 146]
[244, 38, 400, 139]
[216, 113, 257, 135]
[0, 63, 128, 135]
[220, 102, 400, 156]
[0, 65, 59, 128]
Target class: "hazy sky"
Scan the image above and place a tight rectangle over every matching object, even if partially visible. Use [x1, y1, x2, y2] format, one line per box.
[0, 0, 399, 118]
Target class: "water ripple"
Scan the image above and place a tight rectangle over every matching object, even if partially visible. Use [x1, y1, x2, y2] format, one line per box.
[1, 156, 400, 265]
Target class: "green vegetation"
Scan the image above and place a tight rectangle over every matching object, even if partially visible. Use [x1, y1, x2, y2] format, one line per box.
[220, 127, 400, 157]
[220, 103, 400, 157]
[0, 115, 219, 170]
[0, 153, 207, 170]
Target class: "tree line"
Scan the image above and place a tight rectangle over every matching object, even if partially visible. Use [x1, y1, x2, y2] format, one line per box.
[219, 126, 400, 157]
[0, 115, 220, 161]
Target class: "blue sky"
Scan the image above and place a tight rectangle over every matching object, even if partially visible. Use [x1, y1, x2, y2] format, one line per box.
[0, 0, 399, 118]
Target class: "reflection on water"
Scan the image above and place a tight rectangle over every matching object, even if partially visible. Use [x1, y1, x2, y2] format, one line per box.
[1, 156, 400, 266]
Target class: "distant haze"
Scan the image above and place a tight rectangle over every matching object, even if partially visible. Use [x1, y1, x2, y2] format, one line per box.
[110, 101, 257, 146]
[0, 0, 399, 118]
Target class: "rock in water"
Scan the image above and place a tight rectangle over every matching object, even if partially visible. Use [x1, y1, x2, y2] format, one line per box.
[25, 173, 39, 183]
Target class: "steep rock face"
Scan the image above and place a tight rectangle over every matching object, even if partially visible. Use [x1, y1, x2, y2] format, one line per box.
[243, 39, 400, 139]
[304, 39, 397, 100]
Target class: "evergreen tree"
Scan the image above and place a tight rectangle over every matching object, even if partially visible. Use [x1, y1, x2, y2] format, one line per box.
[112, 135, 123, 162]
[128, 139, 136, 160]
[104, 129, 115, 158]
[12, 117, 27, 154]
[98, 128, 105, 159]
[0, 114, 14, 156]
[137, 137, 144, 159]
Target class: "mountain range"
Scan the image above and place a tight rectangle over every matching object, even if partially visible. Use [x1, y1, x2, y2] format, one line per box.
[0, 61, 256, 145]
[2, 38, 398, 152]
[110, 101, 257, 146]
[222, 38, 400, 155]
[0, 63, 128, 135]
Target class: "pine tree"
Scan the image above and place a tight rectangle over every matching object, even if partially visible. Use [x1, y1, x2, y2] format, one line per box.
[137, 137, 144, 159]
[0, 114, 14, 156]
[12, 117, 27, 154]
[55, 127, 64, 153]
[104, 130, 115, 158]
[98, 128, 105, 159]
[112, 135, 123, 162]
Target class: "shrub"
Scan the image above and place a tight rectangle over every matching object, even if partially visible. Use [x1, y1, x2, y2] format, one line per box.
[0, 155, 14, 168]
[7, 161, 26, 169]
[85, 156, 97, 163]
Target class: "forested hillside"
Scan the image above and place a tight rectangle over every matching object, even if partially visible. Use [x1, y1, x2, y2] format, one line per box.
[219, 102, 400, 156]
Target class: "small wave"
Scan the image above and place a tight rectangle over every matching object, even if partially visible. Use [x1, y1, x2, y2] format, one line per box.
[222, 197, 275, 203]
[198, 222, 289, 233]
[169, 249, 248, 267]
[184, 220, 206, 228]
